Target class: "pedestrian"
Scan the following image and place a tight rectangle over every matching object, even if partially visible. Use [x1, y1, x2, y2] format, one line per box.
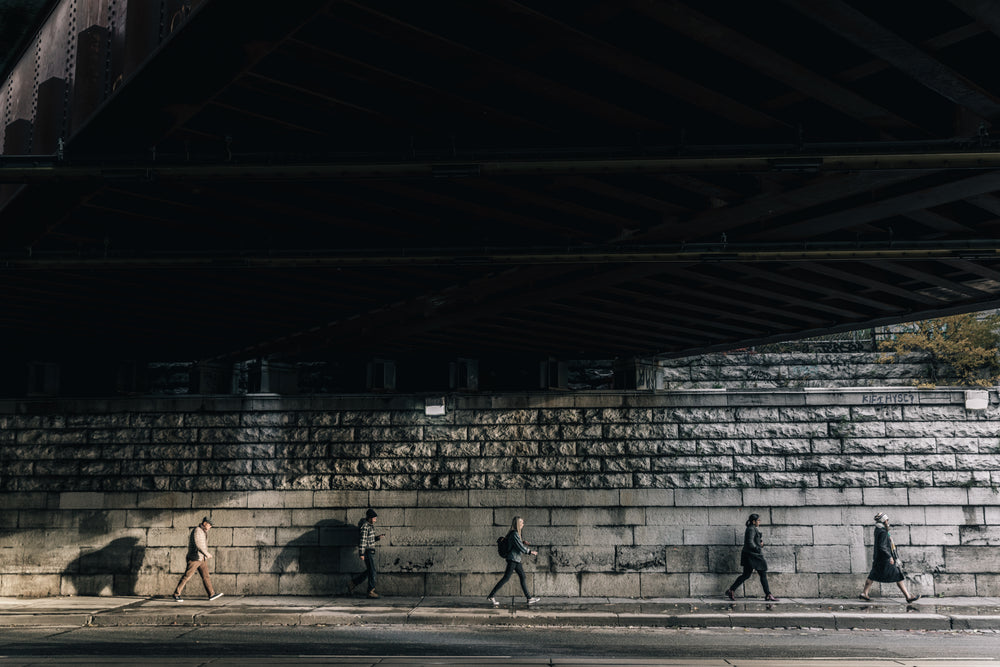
[173, 517, 224, 602]
[349, 508, 385, 598]
[725, 513, 778, 602]
[859, 511, 919, 603]
[487, 515, 540, 607]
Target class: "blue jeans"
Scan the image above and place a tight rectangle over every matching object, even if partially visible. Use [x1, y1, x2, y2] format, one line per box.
[352, 548, 376, 592]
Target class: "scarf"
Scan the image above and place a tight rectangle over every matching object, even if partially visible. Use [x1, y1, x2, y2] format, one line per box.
[887, 528, 899, 560]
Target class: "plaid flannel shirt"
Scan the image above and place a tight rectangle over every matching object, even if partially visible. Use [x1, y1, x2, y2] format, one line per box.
[359, 520, 377, 557]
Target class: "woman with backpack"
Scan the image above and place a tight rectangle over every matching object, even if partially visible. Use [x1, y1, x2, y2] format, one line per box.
[724, 513, 778, 602]
[859, 511, 919, 603]
[487, 516, 539, 606]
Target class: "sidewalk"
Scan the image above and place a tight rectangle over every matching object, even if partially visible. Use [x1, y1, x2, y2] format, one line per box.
[2, 595, 1000, 630]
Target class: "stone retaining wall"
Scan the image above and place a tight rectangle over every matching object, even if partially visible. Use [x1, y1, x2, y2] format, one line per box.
[1, 388, 999, 598]
[659, 352, 937, 389]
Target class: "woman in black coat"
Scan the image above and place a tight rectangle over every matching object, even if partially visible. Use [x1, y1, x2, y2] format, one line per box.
[859, 512, 919, 603]
[725, 513, 778, 601]
[487, 516, 539, 606]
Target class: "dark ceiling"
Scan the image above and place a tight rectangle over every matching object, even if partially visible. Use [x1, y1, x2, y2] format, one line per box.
[0, 0, 49, 74]
[4, 0, 1000, 366]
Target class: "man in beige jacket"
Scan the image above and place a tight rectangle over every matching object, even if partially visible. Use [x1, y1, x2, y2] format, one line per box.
[173, 517, 224, 602]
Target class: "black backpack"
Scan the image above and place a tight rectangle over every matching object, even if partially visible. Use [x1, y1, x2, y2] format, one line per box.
[496, 534, 510, 558]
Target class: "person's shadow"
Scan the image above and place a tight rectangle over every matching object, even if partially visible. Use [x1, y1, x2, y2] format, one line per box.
[272, 519, 359, 582]
[63, 537, 145, 596]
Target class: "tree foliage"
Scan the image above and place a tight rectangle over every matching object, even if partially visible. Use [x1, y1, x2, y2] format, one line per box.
[879, 313, 1000, 387]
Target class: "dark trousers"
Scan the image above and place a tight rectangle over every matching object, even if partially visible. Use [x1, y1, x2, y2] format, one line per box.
[489, 559, 531, 599]
[352, 548, 377, 592]
[729, 565, 770, 596]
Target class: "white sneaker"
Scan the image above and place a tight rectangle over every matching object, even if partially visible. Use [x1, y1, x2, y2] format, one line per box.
[172, 595, 183, 602]
[209, 593, 224, 601]
[487, 596, 499, 607]
[527, 597, 540, 605]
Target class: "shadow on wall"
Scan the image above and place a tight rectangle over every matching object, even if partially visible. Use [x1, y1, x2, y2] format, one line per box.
[63, 537, 145, 595]
[272, 519, 360, 576]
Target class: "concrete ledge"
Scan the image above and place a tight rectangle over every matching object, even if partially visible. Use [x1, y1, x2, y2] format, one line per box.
[949, 614, 1000, 629]
[0, 613, 92, 626]
[507, 611, 619, 626]
[663, 613, 731, 628]
[89, 612, 197, 626]
[198, 611, 304, 625]
[298, 610, 367, 626]
[407, 608, 506, 625]
[1, 596, 998, 631]
[343, 610, 412, 625]
[728, 612, 837, 629]
[832, 612, 951, 630]
[617, 613, 699, 627]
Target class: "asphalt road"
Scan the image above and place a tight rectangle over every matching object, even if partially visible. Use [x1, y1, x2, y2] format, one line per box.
[0, 624, 999, 663]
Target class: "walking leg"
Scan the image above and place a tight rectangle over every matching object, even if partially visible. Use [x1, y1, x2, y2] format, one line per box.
[367, 549, 377, 592]
[515, 562, 530, 599]
[727, 566, 754, 596]
[757, 570, 771, 597]
[897, 579, 918, 601]
[489, 561, 516, 598]
[174, 560, 200, 596]
[196, 560, 215, 597]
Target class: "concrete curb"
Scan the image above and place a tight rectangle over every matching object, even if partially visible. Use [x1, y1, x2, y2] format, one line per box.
[31, 611, 974, 630]
[90, 612, 197, 627]
[946, 614, 1000, 630]
[830, 613, 952, 631]
[0, 614, 93, 627]
[3, 596, 999, 631]
[727, 612, 834, 629]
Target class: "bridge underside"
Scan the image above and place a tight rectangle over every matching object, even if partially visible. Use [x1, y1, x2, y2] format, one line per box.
[4, 0, 1000, 366]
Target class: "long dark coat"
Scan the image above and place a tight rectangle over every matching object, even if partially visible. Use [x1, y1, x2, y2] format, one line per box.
[740, 525, 768, 571]
[867, 525, 904, 583]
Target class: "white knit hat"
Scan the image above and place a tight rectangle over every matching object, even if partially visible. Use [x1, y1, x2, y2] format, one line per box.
[874, 512, 888, 525]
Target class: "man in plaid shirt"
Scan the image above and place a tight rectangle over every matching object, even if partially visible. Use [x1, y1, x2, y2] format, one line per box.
[173, 517, 224, 602]
[349, 508, 384, 598]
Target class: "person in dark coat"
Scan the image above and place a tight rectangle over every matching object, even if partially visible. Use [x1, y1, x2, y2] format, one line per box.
[859, 512, 919, 603]
[487, 516, 539, 606]
[725, 513, 778, 601]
